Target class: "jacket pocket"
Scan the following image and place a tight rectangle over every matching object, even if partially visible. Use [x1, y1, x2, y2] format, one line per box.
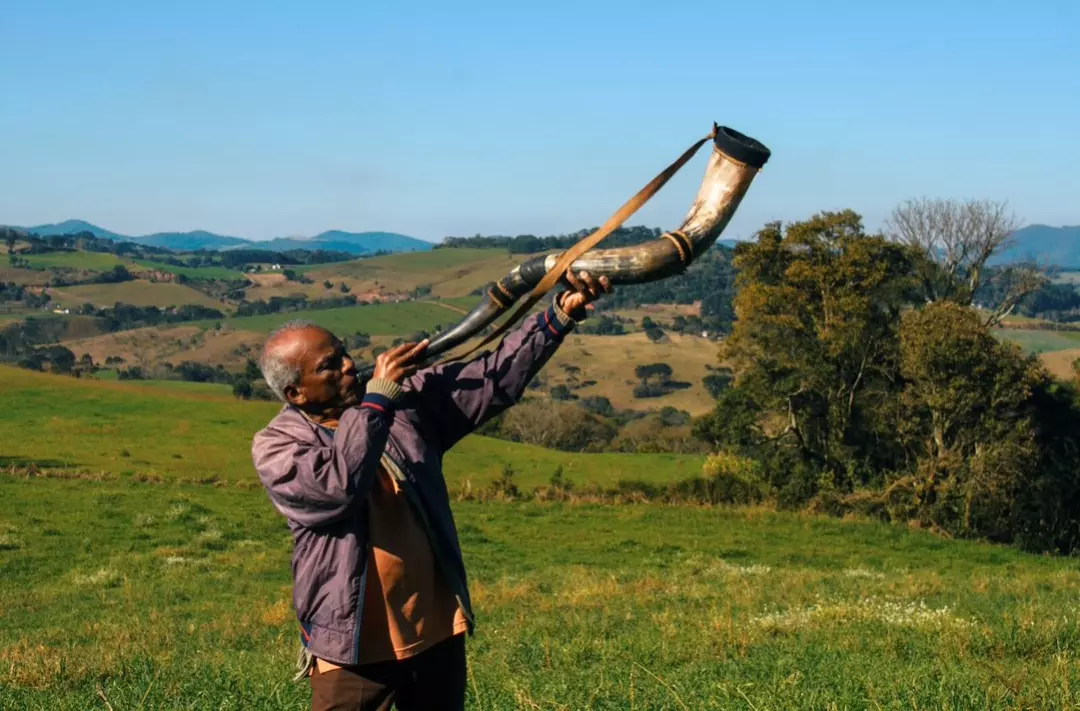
[292, 526, 363, 634]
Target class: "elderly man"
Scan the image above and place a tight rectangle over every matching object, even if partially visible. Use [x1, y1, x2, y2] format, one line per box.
[251, 270, 612, 711]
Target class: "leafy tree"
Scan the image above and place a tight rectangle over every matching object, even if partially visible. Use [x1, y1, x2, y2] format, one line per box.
[232, 379, 254, 400]
[640, 317, 666, 343]
[496, 398, 616, 451]
[43, 345, 76, 374]
[578, 314, 625, 335]
[716, 210, 918, 495]
[702, 370, 733, 399]
[890, 302, 1042, 540]
[244, 358, 261, 381]
[579, 395, 615, 417]
[347, 332, 371, 350]
[657, 406, 691, 427]
[549, 384, 574, 401]
[634, 362, 672, 382]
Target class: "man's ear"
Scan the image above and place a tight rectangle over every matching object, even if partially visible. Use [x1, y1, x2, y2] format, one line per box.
[284, 384, 306, 407]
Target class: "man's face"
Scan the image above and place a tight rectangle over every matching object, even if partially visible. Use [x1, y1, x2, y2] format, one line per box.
[279, 327, 362, 414]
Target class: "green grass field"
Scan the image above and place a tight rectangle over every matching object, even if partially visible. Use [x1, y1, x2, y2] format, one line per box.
[994, 327, 1080, 354]
[0, 312, 27, 326]
[335, 247, 506, 274]
[3, 475, 1078, 709]
[132, 259, 243, 281]
[49, 279, 229, 310]
[87, 373, 234, 395]
[0, 366, 704, 488]
[209, 301, 465, 337]
[304, 248, 523, 299]
[23, 251, 132, 271]
[5, 317, 1080, 708]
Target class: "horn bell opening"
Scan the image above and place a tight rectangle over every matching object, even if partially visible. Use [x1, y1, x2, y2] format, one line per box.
[713, 125, 771, 169]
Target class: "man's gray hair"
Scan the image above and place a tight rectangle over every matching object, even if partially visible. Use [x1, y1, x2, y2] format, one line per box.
[259, 319, 327, 402]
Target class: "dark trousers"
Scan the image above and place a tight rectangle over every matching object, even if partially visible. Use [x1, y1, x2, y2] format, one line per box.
[309, 633, 467, 711]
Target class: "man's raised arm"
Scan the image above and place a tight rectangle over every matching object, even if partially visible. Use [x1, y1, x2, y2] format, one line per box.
[252, 379, 401, 528]
[411, 271, 611, 450]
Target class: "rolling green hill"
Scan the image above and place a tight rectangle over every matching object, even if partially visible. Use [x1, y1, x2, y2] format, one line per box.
[22, 251, 133, 271]
[48, 280, 229, 310]
[130, 259, 243, 281]
[303, 247, 522, 298]
[209, 299, 465, 336]
[0, 365, 705, 488]
[994, 327, 1080, 354]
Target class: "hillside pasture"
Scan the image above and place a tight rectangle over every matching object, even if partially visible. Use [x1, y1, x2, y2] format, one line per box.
[304, 247, 525, 299]
[0, 312, 27, 326]
[995, 327, 1080, 354]
[1039, 348, 1080, 381]
[0, 264, 53, 285]
[617, 301, 702, 325]
[48, 279, 229, 310]
[131, 259, 243, 281]
[2, 474, 1079, 709]
[240, 275, 385, 304]
[22, 251, 132, 271]
[213, 300, 463, 337]
[61, 325, 268, 370]
[0, 366, 705, 488]
[544, 331, 721, 415]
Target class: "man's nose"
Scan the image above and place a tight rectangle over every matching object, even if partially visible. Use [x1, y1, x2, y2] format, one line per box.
[342, 354, 356, 374]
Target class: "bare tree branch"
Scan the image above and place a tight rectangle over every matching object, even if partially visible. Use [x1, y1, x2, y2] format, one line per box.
[983, 265, 1047, 327]
[884, 197, 1023, 305]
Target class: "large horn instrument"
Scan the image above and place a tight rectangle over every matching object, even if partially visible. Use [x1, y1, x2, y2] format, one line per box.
[360, 124, 770, 376]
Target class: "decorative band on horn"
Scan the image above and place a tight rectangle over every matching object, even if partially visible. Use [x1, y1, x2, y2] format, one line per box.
[661, 230, 693, 268]
[494, 280, 515, 303]
[487, 287, 508, 309]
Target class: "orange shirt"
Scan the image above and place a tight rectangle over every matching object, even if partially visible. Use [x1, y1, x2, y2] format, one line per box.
[352, 465, 468, 665]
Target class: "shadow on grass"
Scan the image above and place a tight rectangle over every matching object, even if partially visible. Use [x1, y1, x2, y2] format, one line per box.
[0, 456, 79, 470]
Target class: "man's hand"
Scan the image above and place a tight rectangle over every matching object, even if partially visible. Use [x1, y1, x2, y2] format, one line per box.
[558, 270, 613, 320]
[373, 340, 429, 383]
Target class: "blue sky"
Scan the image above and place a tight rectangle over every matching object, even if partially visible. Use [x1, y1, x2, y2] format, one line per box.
[1, 1, 1077, 243]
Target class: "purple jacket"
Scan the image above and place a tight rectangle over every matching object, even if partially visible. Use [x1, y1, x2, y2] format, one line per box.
[251, 301, 575, 666]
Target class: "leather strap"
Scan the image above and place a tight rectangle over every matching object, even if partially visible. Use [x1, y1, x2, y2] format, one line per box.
[436, 124, 719, 364]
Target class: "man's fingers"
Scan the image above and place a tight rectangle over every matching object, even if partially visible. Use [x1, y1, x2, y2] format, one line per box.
[379, 343, 409, 360]
[387, 341, 422, 360]
[402, 339, 429, 363]
[580, 272, 601, 298]
[564, 269, 582, 291]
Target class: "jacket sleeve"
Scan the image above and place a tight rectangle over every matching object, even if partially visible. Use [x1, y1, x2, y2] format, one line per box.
[251, 378, 404, 528]
[408, 298, 576, 450]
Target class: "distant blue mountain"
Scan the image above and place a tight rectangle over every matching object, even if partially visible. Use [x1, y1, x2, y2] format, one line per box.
[991, 224, 1080, 267]
[3, 219, 433, 256]
[25, 219, 128, 242]
[254, 231, 432, 255]
[132, 230, 250, 251]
